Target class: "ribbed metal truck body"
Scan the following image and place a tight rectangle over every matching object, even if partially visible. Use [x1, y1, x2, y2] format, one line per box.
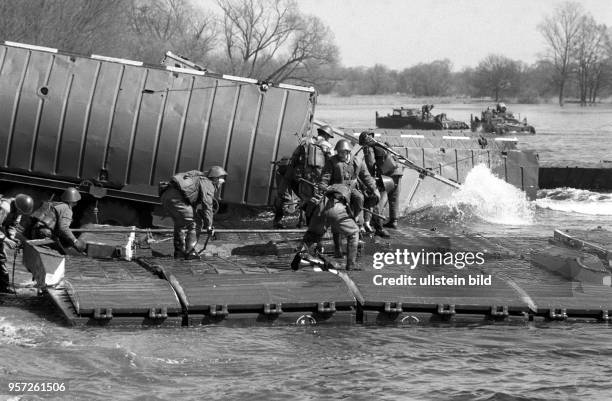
[0, 41, 316, 207]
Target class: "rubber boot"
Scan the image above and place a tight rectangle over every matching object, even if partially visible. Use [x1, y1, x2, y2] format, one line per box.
[383, 219, 398, 229]
[184, 250, 200, 260]
[184, 229, 198, 259]
[273, 207, 285, 229]
[333, 233, 343, 258]
[371, 214, 390, 238]
[173, 228, 186, 259]
[345, 233, 360, 271]
[0, 267, 15, 294]
[375, 227, 391, 238]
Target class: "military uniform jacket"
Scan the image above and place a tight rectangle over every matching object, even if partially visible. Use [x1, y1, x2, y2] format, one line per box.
[363, 145, 403, 177]
[320, 155, 377, 193]
[51, 202, 77, 244]
[196, 178, 216, 228]
[0, 198, 19, 241]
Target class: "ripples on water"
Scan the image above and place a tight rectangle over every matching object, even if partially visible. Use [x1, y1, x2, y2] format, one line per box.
[2, 101, 612, 400]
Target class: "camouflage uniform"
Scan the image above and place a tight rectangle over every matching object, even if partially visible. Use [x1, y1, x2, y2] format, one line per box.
[160, 171, 216, 258]
[274, 136, 332, 228]
[320, 153, 378, 228]
[361, 138, 403, 229]
[301, 184, 360, 270]
[0, 198, 21, 292]
[30, 202, 78, 245]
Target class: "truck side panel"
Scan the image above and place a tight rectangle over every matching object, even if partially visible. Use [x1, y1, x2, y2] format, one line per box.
[0, 43, 315, 206]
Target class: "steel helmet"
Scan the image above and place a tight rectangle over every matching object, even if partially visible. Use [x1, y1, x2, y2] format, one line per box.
[14, 194, 34, 215]
[358, 130, 375, 146]
[207, 166, 228, 178]
[61, 187, 81, 203]
[334, 139, 352, 153]
[317, 125, 334, 139]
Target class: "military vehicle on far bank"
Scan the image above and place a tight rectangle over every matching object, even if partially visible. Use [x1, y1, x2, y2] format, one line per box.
[375, 106, 469, 130]
[470, 103, 536, 135]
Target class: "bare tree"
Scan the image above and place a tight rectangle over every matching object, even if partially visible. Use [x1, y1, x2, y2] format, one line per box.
[473, 54, 523, 101]
[216, 0, 338, 83]
[129, 0, 217, 64]
[573, 15, 608, 105]
[401, 60, 453, 97]
[538, 2, 584, 106]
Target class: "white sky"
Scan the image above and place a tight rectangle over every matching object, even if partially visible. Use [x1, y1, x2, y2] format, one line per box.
[296, 0, 612, 71]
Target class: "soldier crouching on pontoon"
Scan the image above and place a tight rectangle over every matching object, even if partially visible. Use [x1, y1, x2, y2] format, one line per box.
[30, 187, 87, 253]
[0, 194, 34, 293]
[160, 166, 227, 260]
[273, 125, 334, 228]
[293, 184, 361, 271]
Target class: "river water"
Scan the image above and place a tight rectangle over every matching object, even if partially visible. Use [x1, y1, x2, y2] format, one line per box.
[1, 99, 612, 400]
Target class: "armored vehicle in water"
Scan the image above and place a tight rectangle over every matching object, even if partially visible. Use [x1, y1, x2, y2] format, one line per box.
[470, 103, 536, 135]
[375, 106, 469, 130]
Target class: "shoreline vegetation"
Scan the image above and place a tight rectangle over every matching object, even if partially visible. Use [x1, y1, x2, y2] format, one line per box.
[317, 94, 612, 106]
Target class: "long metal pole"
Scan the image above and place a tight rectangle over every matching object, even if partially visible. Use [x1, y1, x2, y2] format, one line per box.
[72, 228, 307, 234]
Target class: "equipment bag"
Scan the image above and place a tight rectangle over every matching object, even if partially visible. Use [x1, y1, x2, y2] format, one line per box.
[171, 170, 206, 204]
[30, 201, 58, 229]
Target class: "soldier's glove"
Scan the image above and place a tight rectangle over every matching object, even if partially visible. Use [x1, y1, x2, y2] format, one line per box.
[73, 238, 87, 253]
[3, 238, 18, 250]
[373, 189, 381, 203]
[206, 226, 215, 237]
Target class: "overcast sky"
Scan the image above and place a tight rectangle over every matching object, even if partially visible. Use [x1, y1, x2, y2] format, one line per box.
[296, 0, 612, 71]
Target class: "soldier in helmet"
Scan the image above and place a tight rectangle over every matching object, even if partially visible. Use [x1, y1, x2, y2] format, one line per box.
[30, 187, 86, 252]
[295, 184, 361, 270]
[320, 139, 379, 233]
[0, 194, 34, 293]
[359, 130, 403, 231]
[160, 166, 227, 259]
[273, 125, 334, 228]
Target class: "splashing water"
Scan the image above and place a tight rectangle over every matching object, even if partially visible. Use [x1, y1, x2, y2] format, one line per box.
[446, 164, 535, 225]
[536, 188, 612, 216]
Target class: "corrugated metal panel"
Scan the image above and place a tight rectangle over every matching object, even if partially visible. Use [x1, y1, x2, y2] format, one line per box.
[0, 42, 315, 206]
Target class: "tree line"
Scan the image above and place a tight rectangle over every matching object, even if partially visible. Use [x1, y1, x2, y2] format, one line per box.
[0, 0, 609, 105]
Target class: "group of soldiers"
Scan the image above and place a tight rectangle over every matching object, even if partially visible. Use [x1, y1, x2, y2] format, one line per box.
[275, 125, 403, 270]
[0, 187, 86, 293]
[0, 166, 229, 293]
[0, 125, 402, 292]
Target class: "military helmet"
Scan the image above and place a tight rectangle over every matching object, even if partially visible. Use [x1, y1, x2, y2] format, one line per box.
[14, 194, 34, 215]
[317, 125, 334, 139]
[207, 166, 228, 179]
[61, 187, 81, 203]
[334, 139, 352, 152]
[358, 130, 375, 146]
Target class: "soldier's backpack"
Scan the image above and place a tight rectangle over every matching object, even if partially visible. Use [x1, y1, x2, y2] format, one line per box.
[171, 170, 206, 204]
[296, 142, 327, 180]
[30, 201, 58, 230]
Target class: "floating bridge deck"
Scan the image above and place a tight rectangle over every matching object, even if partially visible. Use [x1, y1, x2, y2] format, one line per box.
[43, 228, 612, 327]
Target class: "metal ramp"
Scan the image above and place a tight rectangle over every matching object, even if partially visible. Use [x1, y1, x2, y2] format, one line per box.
[137, 257, 356, 326]
[46, 257, 183, 327]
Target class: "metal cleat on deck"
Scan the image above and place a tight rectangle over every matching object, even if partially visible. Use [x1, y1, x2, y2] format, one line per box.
[209, 304, 229, 317]
[93, 308, 113, 320]
[263, 303, 283, 315]
[148, 307, 168, 319]
[384, 302, 403, 313]
[489, 305, 509, 319]
[548, 308, 568, 321]
[437, 304, 456, 316]
[317, 301, 336, 313]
